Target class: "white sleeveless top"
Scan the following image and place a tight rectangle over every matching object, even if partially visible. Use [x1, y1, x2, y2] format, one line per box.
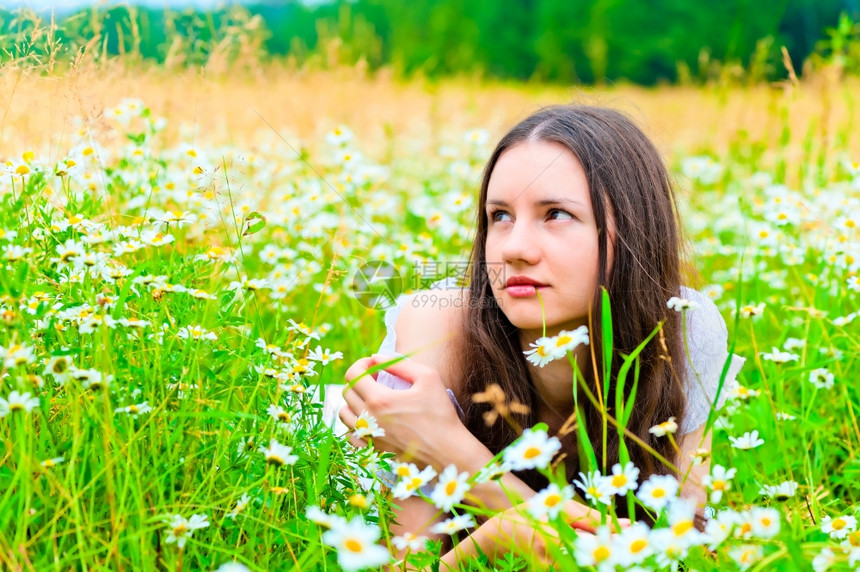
[323, 279, 744, 436]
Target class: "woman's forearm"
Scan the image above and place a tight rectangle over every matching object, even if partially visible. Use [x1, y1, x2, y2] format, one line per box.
[444, 429, 537, 513]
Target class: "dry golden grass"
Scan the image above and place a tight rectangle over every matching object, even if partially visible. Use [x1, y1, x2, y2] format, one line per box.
[1, 62, 858, 181]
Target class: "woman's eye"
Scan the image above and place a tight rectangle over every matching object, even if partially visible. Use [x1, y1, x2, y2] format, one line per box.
[547, 209, 574, 221]
[489, 210, 512, 223]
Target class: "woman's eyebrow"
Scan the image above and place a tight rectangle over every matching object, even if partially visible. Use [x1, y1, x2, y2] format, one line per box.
[486, 198, 586, 208]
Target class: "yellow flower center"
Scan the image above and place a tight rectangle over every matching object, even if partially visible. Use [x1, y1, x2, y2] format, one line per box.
[652, 488, 665, 498]
[713, 480, 726, 491]
[544, 493, 562, 507]
[349, 494, 368, 508]
[523, 447, 541, 459]
[445, 481, 458, 496]
[672, 520, 694, 536]
[833, 518, 846, 530]
[593, 546, 610, 562]
[611, 475, 627, 488]
[630, 539, 647, 553]
[355, 418, 368, 430]
[396, 466, 411, 477]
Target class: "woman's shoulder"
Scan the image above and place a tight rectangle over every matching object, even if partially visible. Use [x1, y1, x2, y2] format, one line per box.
[387, 279, 468, 395]
[678, 286, 745, 434]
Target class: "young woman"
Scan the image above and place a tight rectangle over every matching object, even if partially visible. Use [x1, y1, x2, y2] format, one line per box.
[330, 105, 744, 566]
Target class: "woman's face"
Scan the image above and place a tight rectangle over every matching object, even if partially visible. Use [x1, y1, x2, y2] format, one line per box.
[484, 140, 610, 340]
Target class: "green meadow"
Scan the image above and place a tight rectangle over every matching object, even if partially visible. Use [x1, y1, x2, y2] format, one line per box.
[1, 5, 859, 571]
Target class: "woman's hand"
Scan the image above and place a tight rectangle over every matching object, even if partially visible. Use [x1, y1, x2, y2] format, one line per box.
[338, 354, 476, 470]
[440, 501, 631, 569]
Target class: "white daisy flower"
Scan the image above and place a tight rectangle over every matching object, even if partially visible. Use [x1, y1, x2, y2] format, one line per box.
[667, 296, 700, 312]
[730, 385, 760, 400]
[0, 343, 37, 368]
[704, 508, 740, 550]
[573, 526, 615, 570]
[429, 514, 475, 535]
[392, 465, 437, 500]
[429, 465, 470, 512]
[162, 513, 209, 549]
[649, 526, 690, 569]
[0, 391, 40, 417]
[605, 462, 639, 496]
[114, 401, 152, 417]
[40, 457, 65, 469]
[636, 474, 679, 512]
[760, 347, 799, 364]
[353, 411, 385, 439]
[702, 464, 737, 504]
[177, 325, 217, 341]
[748, 506, 781, 539]
[502, 427, 562, 471]
[474, 462, 506, 483]
[258, 438, 298, 467]
[573, 470, 613, 506]
[551, 326, 589, 355]
[391, 532, 428, 552]
[266, 404, 293, 427]
[822, 514, 857, 540]
[117, 317, 150, 328]
[611, 522, 653, 568]
[729, 430, 765, 450]
[739, 302, 765, 318]
[523, 336, 557, 368]
[527, 482, 574, 520]
[666, 498, 702, 545]
[78, 314, 116, 335]
[225, 492, 252, 519]
[728, 544, 763, 570]
[648, 417, 678, 437]
[809, 368, 835, 389]
[811, 547, 836, 572]
[307, 346, 344, 365]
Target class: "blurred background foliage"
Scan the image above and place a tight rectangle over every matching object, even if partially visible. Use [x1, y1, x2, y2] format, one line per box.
[1, 0, 860, 84]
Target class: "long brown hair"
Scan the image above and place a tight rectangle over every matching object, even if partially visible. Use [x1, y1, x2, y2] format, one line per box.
[458, 105, 686, 518]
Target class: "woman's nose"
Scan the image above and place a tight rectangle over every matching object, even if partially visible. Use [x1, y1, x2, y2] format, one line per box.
[500, 221, 540, 265]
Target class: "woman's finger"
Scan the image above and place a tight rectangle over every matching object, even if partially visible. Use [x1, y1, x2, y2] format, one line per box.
[347, 434, 368, 449]
[370, 353, 441, 387]
[344, 357, 377, 384]
[338, 404, 357, 432]
[341, 386, 366, 417]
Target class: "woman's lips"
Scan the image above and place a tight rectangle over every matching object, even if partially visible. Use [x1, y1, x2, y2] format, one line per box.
[506, 285, 545, 297]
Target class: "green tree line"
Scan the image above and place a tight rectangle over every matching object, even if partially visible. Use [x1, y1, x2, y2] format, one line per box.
[1, 0, 859, 84]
